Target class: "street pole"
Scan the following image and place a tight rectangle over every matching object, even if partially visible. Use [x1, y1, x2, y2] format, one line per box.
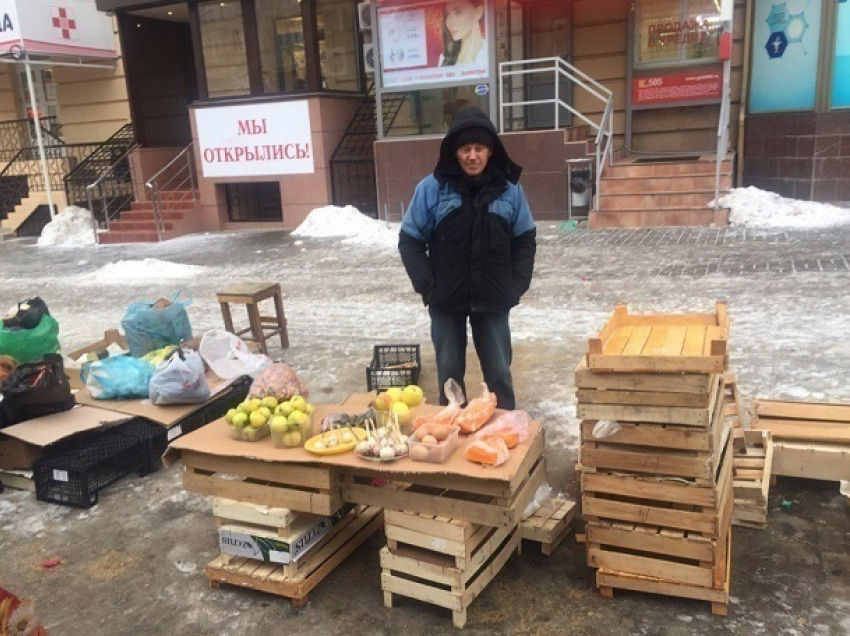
[24, 58, 56, 219]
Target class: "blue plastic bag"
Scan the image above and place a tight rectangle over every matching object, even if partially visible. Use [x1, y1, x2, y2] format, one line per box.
[81, 355, 155, 400]
[149, 349, 210, 405]
[121, 292, 192, 358]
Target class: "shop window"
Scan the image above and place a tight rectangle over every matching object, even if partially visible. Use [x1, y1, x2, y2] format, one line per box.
[386, 86, 490, 137]
[831, 0, 850, 109]
[634, 0, 722, 69]
[225, 182, 283, 222]
[317, 0, 359, 91]
[256, 0, 308, 93]
[199, 1, 251, 98]
[749, 0, 822, 113]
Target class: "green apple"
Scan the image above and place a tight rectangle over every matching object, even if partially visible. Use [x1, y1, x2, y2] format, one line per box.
[246, 399, 262, 413]
[231, 412, 249, 428]
[304, 403, 314, 415]
[269, 415, 288, 432]
[249, 411, 268, 429]
[276, 401, 295, 417]
[225, 408, 238, 424]
[258, 406, 272, 419]
[289, 395, 307, 412]
[261, 396, 279, 410]
[287, 410, 310, 429]
[282, 430, 302, 447]
[402, 385, 424, 408]
[385, 387, 404, 403]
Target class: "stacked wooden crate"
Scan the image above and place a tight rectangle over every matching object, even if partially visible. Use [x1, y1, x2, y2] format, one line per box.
[753, 400, 850, 483]
[578, 303, 733, 615]
[725, 374, 774, 529]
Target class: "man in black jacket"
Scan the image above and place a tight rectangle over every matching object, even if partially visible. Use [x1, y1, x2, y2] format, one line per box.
[398, 107, 536, 409]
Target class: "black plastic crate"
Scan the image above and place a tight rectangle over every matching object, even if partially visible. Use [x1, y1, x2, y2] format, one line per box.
[110, 417, 168, 476]
[34, 432, 146, 508]
[366, 345, 421, 392]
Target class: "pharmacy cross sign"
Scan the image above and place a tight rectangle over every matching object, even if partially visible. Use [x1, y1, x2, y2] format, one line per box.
[51, 6, 77, 41]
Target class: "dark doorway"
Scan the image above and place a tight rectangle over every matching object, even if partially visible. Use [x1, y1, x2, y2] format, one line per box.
[524, 0, 571, 130]
[118, 8, 198, 146]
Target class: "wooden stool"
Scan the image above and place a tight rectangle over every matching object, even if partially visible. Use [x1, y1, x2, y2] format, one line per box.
[216, 282, 289, 355]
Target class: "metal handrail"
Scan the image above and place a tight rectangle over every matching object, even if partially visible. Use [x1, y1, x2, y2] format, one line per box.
[84, 142, 138, 243]
[145, 142, 196, 242]
[714, 59, 732, 211]
[499, 56, 615, 210]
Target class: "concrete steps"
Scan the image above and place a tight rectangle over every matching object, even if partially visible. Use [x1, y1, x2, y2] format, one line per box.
[97, 189, 199, 244]
[592, 155, 733, 228]
[1, 191, 68, 236]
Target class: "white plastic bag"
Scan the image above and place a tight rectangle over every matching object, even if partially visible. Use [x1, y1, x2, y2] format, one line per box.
[522, 482, 569, 520]
[149, 349, 211, 405]
[592, 420, 622, 439]
[198, 330, 272, 379]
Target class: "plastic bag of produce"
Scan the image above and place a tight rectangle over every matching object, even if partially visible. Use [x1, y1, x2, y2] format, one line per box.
[81, 355, 155, 400]
[198, 330, 271, 379]
[412, 378, 463, 430]
[465, 437, 510, 467]
[456, 382, 497, 433]
[0, 354, 75, 428]
[248, 362, 308, 401]
[0, 314, 60, 364]
[149, 349, 210, 405]
[121, 293, 192, 358]
[3, 297, 50, 330]
[472, 409, 531, 448]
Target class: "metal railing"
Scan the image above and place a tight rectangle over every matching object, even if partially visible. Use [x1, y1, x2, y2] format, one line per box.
[0, 117, 63, 163]
[145, 142, 196, 241]
[499, 57, 614, 209]
[85, 143, 138, 242]
[714, 59, 733, 211]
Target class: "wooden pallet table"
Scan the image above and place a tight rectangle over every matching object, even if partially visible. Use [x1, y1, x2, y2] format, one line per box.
[732, 430, 773, 529]
[381, 508, 521, 629]
[586, 302, 729, 374]
[575, 358, 715, 396]
[520, 499, 577, 555]
[753, 399, 850, 482]
[596, 527, 732, 616]
[206, 505, 383, 606]
[179, 449, 343, 516]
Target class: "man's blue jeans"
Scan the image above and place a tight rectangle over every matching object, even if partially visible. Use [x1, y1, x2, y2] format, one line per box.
[429, 307, 515, 410]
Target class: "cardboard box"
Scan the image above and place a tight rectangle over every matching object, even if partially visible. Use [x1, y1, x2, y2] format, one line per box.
[218, 504, 354, 564]
[0, 406, 130, 470]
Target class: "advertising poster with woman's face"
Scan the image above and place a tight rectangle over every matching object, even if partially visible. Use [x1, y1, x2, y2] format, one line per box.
[378, 0, 489, 89]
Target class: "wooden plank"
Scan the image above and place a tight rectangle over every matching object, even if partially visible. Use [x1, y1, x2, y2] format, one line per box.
[381, 572, 461, 611]
[521, 500, 577, 545]
[640, 326, 668, 356]
[580, 420, 714, 452]
[602, 325, 634, 355]
[755, 400, 850, 423]
[213, 498, 298, 533]
[660, 326, 688, 357]
[580, 445, 713, 480]
[586, 523, 716, 562]
[385, 525, 468, 559]
[704, 325, 727, 357]
[771, 441, 850, 482]
[586, 354, 725, 374]
[183, 450, 338, 490]
[622, 326, 653, 356]
[0, 470, 34, 492]
[183, 468, 340, 516]
[582, 495, 719, 536]
[460, 530, 521, 605]
[577, 387, 712, 408]
[581, 472, 718, 508]
[578, 403, 711, 427]
[597, 568, 729, 603]
[384, 509, 474, 544]
[752, 419, 850, 444]
[379, 547, 460, 587]
[682, 325, 707, 357]
[588, 547, 713, 587]
[575, 359, 712, 394]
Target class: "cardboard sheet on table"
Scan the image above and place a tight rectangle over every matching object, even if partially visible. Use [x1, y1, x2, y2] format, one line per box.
[71, 373, 236, 427]
[2, 405, 131, 447]
[168, 403, 543, 484]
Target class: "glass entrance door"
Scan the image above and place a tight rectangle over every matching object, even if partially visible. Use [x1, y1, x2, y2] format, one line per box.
[525, 0, 569, 129]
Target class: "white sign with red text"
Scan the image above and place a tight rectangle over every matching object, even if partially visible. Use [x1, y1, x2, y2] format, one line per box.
[0, 0, 117, 59]
[195, 101, 314, 178]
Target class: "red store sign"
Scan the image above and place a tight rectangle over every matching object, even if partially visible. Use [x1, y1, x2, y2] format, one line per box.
[632, 70, 722, 107]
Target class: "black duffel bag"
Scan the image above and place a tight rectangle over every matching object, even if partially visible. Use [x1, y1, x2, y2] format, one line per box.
[0, 354, 75, 429]
[3, 297, 51, 330]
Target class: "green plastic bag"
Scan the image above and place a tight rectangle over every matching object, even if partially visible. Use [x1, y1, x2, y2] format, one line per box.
[0, 314, 60, 363]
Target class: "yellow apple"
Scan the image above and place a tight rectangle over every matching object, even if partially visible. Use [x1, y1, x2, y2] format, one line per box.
[385, 387, 404, 403]
[401, 385, 424, 408]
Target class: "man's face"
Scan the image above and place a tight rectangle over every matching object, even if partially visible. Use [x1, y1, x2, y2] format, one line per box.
[456, 143, 492, 177]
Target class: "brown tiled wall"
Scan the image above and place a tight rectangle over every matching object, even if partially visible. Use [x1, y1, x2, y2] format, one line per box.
[374, 129, 587, 221]
[743, 112, 850, 202]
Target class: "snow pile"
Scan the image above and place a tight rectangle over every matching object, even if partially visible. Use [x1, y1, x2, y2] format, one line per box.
[37, 206, 97, 246]
[90, 258, 207, 282]
[292, 205, 400, 249]
[720, 187, 850, 229]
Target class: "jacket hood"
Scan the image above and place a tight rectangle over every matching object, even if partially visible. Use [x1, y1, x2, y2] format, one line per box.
[434, 107, 523, 185]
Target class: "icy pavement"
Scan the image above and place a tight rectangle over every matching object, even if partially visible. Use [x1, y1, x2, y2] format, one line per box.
[1, 223, 849, 635]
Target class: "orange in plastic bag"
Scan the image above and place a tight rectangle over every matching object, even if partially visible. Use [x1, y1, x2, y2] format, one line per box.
[472, 410, 531, 448]
[465, 436, 510, 467]
[456, 382, 497, 434]
[413, 378, 463, 430]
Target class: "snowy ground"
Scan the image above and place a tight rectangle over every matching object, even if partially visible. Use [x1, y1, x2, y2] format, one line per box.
[1, 215, 849, 635]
